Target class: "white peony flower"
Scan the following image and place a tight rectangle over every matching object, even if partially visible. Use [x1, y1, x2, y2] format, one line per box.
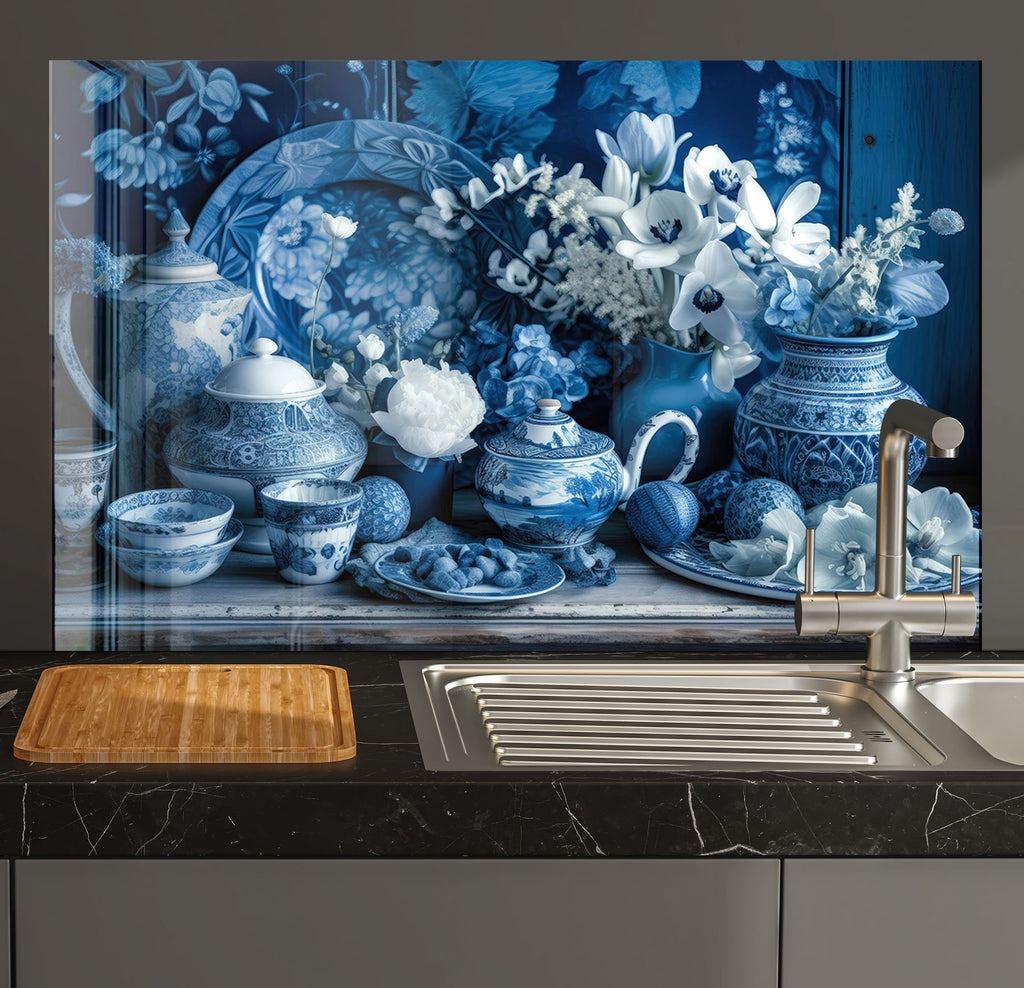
[356, 332, 386, 361]
[321, 211, 358, 240]
[363, 362, 392, 390]
[372, 359, 486, 460]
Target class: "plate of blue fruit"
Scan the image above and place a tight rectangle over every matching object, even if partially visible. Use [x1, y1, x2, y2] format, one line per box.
[374, 541, 565, 603]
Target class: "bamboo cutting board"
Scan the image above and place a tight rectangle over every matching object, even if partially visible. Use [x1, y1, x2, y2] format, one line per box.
[13, 664, 356, 763]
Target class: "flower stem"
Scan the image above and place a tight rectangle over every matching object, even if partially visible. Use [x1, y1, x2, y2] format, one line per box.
[465, 212, 559, 285]
[309, 237, 336, 376]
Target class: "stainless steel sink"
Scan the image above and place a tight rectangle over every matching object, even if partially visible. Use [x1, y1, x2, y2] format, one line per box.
[401, 660, 1024, 773]
[916, 677, 1024, 765]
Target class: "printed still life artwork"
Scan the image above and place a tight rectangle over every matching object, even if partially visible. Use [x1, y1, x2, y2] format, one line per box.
[50, 59, 980, 651]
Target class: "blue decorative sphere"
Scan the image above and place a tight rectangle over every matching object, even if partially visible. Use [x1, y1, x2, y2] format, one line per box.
[723, 479, 805, 540]
[355, 476, 411, 543]
[624, 481, 701, 551]
[694, 470, 748, 529]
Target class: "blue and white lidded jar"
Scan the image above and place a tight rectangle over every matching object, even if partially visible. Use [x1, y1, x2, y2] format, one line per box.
[162, 338, 367, 554]
[113, 209, 253, 496]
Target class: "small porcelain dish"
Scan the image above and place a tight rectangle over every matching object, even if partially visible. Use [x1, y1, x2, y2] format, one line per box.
[107, 488, 235, 550]
[259, 479, 363, 585]
[96, 518, 243, 587]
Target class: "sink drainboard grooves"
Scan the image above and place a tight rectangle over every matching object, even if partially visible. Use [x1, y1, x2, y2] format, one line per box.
[470, 683, 877, 767]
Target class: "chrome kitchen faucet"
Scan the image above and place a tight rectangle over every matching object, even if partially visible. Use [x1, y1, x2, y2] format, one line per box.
[795, 400, 978, 682]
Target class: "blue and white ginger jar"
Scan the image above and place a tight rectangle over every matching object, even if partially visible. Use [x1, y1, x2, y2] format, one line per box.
[162, 338, 367, 553]
[113, 209, 252, 496]
[732, 328, 927, 506]
[475, 399, 700, 552]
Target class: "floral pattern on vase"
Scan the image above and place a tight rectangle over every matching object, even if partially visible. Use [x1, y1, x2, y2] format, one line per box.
[732, 328, 927, 507]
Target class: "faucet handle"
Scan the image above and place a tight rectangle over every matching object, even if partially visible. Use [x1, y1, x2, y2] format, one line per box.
[804, 528, 816, 594]
[951, 554, 961, 594]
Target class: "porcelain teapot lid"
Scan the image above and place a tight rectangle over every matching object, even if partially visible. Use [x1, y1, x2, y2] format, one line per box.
[484, 399, 615, 461]
[138, 210, 220, 284]
[206, 338, 326, 401]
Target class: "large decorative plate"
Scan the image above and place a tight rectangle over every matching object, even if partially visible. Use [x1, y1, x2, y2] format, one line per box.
[643, 526, 981, 602]
[374, 546, 566, 604]
[191, 120, 499, 366]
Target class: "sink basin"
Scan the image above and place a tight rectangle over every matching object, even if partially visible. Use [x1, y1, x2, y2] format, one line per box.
[401, 660, 1024, 774]
[916, 678, 1024, 765]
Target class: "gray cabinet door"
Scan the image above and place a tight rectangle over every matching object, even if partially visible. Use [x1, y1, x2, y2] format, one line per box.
[16, 859, 779, 988]
[783, 859, 1024, 988]
[1, 862, 8, 988]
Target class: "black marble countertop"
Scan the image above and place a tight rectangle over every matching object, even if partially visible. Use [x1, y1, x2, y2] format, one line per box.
[3, 649, 1024, 859]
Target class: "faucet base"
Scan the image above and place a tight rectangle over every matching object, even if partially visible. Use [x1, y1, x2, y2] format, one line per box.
[861, 665, 916, 684]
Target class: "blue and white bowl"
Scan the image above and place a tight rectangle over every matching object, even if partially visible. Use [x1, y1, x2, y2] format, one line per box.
[259, 479, 362, 585]
[107, 488, 235, 550]
[96, 518, 243, 587]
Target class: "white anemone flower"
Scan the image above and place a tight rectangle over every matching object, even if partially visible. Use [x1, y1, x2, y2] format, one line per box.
[615, 190, 723, 273]
[320, 211, 358, 240]
[812, 503, 920, 592]
[670, 241, 761, 347]
[736, 180, 832, 269]
[372, 359, 486, 461]
[683, 145, 758, 221]
[596, 111, 692, 189]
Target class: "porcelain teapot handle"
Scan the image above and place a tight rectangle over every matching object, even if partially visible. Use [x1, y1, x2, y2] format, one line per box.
[618, 409, 700, 508]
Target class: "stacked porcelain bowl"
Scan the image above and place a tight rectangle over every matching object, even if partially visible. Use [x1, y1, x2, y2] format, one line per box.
[97, 489, 241, 586]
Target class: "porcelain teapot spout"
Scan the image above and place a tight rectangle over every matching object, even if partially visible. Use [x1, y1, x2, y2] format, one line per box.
[618, 409, 700, 507]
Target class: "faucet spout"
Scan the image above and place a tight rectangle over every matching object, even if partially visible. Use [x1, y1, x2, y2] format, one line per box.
[794, 399, 976, 684]
[875, 400, 965, 600]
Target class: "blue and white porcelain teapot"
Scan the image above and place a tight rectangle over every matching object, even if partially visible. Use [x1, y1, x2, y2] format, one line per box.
[475, 399, 699, 551]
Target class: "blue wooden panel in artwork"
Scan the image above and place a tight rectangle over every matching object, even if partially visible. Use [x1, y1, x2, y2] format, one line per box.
[843, 61, 980, 481]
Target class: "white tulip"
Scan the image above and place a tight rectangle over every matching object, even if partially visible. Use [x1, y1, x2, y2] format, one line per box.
[321, 211, 358, 240]
[356, 333, 386, 361]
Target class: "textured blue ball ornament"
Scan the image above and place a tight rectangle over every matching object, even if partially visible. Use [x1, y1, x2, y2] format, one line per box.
[695, 470, 748, 529]
[624, 481, 701, 551]
[723, 479, 805, 540]
[355, 476, 411, 543]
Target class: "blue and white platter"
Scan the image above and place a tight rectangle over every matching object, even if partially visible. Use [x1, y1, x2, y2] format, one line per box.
[644, 527, 981, 602]
[374, 546, 566, 604]
[191, 119, 504, 366]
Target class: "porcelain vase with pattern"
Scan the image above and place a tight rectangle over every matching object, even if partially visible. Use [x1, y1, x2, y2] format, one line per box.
[732, 328, 927, 506]
[113, 210, 252, 496]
